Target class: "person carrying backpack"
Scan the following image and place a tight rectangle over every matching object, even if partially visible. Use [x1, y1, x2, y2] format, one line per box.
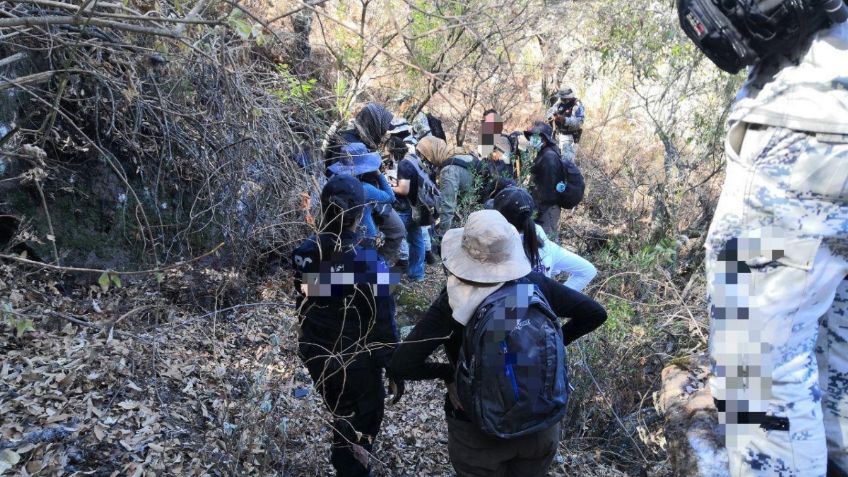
[416, 136, 477, 254]
[388, 210, 606, 477]
[328, 142, 394, 251]
[392, 138, 440, 281]
[493, 187, 596, 291]
[292, 175, 402, 477]
[525, 121, 585, 241]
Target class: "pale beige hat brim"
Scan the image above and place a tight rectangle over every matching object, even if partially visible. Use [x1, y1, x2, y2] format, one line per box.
[441, 227, 531, 284]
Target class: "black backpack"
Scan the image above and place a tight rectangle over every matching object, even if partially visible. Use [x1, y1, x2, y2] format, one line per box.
[426, 113, 447, 141]
[455, 281, 569, 438]
[554, 150, 585, 210]
[404, 155, 440, 225]
[677, 0, 843, 74]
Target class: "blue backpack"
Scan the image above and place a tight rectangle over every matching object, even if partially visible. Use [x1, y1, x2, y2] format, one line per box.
[455, 281, 569, 438]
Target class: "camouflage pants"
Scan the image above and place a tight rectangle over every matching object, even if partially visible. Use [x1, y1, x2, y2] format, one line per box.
[706, 122, 848, 476]
[557, 133, 577, 162]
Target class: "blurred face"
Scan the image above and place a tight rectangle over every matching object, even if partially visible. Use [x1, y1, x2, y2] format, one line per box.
[479, 112, 504, 157]
[491, 149, 503, 161]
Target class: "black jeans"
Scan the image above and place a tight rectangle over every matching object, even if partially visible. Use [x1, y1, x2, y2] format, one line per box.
[299, 341, 385, 477]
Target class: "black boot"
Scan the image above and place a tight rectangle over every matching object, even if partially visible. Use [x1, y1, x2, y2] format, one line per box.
[392, 259, 408, 274]
[425, 250, 437, 265]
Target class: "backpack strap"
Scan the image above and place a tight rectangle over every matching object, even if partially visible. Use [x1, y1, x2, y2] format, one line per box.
[442, 156, 479, 171]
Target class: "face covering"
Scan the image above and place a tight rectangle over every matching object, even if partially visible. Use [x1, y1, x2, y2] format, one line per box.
[529, 134, 543, 150]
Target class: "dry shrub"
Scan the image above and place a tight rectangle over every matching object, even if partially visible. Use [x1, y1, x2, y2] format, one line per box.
[0, 1, 329, 278]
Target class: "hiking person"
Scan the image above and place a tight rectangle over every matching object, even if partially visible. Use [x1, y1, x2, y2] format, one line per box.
[674, 7, 848, 476]
[325, 103, 394, 170]
[391, 137, 439, 281]
[328, 143, 394, 250]
[493, 187, 596, 291]
[292, 175, 402, 477]
[386, 122, 437, 271]
[545, 87, 584, 161]
[387, 210, 606, 477]
[525, 121, 563, 239]
[478, 108, 504, 159]
[416, 136, 476, 255]
[525, 121, 586, 242]
[478, 134, 516, 204]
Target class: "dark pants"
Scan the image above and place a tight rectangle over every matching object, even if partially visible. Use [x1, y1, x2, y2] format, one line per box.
[447, 417, 560, 477]
[537, 204, 561, 242]
[300, 342, 385, 477]
[374, 205, 405, 265]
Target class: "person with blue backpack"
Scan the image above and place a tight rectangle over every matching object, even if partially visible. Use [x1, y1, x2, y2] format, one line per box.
[388, 209, 606, 477]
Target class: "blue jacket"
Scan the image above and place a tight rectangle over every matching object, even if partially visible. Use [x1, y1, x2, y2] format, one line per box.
[360, 174, 395, 239]
[292, 231, 398, 367]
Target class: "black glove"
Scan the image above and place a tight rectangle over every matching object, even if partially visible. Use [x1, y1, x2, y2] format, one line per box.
[388, 378, 405, 404]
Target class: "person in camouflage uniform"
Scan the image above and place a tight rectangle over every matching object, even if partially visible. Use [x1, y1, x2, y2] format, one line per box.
[705, 21, 848, 477]
[545, 87, 584, 161]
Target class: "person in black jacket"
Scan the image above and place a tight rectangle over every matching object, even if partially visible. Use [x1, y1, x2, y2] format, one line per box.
[525, 121, 564, 240]
[388, 209, 606, 477]
[292, 175, 402, 477]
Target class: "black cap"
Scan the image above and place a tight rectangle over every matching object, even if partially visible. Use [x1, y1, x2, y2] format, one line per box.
[523, 121, 556, 146]
[321, 174, 365, 214]
[493, 187, 535, 225]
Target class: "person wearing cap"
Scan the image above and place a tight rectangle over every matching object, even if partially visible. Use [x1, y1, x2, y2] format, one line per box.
[324, 103, 394, 172]
[416, 136, 477, 251]
[392, 136, 436, 281]
[545, 87, 584, 161]
[292, 175, 402, 477]
[525, 121, 564, 240]
[493, 187, 597, 291]
[387, 210, 606, 477]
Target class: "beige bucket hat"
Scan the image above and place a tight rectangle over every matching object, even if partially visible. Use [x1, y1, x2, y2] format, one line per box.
[441, 209, 531, 284]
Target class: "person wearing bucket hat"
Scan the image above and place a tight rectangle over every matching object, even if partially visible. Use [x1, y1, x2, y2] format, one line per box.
[525, 121, 564, 240]
[546, 87, 585, 160]
[388, 210, 607, 477]
[329, 143, 394, 251]
[292, 174, 402, 477]
[493, 187, 597, 291]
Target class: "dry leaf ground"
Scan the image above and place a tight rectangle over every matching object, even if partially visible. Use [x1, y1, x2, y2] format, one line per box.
[1, 257, 667, 476]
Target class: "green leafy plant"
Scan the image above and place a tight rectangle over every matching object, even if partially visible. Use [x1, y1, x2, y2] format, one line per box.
[3, 302, 34, 337]
[227, 9, 266, 45]
[271, 64, 317, 103]
[97, 272, 123, 292]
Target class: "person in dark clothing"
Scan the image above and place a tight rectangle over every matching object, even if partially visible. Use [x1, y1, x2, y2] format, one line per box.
[391, 139, 431, 281]
[525, 121, 563, 240]
[388, 210, 606, 477]
[292, 175, 402, 477]
[477, 134, 515, 204]
[325, 103, 394, 169]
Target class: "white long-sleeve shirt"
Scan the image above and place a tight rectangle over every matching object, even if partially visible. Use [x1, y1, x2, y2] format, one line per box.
[522, 225, 597, 292]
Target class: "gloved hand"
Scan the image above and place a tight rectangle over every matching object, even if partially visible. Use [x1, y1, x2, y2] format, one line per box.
[388, 378, 405, 404]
